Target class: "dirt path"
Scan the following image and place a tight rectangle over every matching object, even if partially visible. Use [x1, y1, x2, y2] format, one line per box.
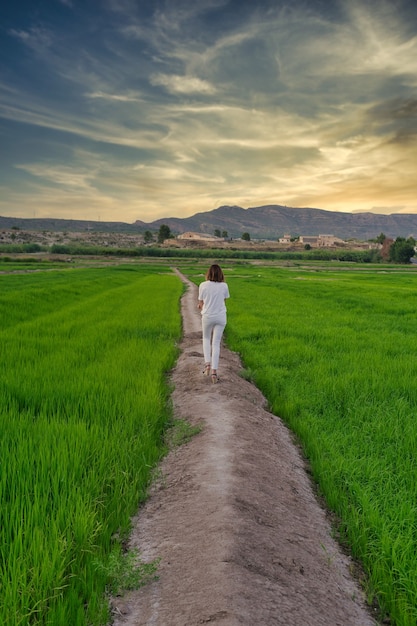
[111, 271, 377, 626]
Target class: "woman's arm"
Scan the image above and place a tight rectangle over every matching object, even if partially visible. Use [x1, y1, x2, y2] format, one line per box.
[198, 300, 204, 310]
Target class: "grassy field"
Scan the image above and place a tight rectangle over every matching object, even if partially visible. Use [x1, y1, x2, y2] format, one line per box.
[3, 256, 417, 625]
[200, 263, 417, 626]
[0, 264, 182, 625]
[183, 259, 417, 625]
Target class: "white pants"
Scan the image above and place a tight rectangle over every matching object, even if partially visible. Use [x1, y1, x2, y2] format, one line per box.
[202, 314, 226, 370]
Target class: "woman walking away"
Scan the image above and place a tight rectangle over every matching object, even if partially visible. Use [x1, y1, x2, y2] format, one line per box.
[198, 264, 230, 384]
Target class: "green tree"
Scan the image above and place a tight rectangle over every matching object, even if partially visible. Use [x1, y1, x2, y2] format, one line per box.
[376, 232, 386, 244]
[143, 230, 154, 244]
[222, 230, 228, 238]
[389, 237, 415, 264]
[214, 229, 221, 238]
[157, 224, 172, 243]
[241, 232, 250, 241]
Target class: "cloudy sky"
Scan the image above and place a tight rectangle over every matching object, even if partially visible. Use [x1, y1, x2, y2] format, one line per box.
[1, 0, 417, 223]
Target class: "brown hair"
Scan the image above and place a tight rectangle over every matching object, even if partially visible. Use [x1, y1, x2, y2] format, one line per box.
[206, 264, 225, 282]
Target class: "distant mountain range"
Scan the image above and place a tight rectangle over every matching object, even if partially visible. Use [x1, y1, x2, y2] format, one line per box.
[2, 205, 417, 240]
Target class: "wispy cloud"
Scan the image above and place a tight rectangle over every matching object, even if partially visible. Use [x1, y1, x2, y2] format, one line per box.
[9, 26, 54, 55]
[15, 163, 96, 190]
[149, 73, 216, 94]
[1, 0, 417, 221]
[86, 91, 144, 102]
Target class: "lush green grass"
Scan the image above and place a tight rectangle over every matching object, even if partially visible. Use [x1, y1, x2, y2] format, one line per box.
[0, 265, 182, 625]
[210, 264, 417, 626]
[5, 258, 416, 624]
[0, 257, 73, 272]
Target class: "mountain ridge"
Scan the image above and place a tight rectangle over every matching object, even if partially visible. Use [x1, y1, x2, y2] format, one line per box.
[148, 205, 417, 240]
[2, 205, 417, 240]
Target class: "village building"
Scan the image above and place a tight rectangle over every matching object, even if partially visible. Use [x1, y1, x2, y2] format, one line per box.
[278, 233, 292, 244]
[299, 235, 319, 246]
[177, 232, 221, 242]
[318, 234, 344, 247]
[299, 234, 345, 247]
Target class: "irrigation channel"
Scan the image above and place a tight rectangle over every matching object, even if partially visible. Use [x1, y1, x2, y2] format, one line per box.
[111, 270, 377, 626]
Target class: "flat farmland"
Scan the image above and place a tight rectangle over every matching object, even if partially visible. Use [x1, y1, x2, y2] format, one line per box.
[0, 264, 182, 625]
[3, 257, 417, 626]
[211, 263, 417, 626]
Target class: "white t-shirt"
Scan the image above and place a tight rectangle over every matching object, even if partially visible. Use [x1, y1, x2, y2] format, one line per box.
[198, 280, 230, 317]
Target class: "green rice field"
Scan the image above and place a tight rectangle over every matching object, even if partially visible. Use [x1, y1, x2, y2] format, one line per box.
[208, 262, 416, 626]
[3, 257, 417, 625]
[0, 264, 182, 625]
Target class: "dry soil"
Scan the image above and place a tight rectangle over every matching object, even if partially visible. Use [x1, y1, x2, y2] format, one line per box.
[111, 270, 378, 626]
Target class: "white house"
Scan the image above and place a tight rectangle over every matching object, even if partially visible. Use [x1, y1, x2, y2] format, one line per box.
[177, 232, 221, 242]
[299, 234, 345, 247]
